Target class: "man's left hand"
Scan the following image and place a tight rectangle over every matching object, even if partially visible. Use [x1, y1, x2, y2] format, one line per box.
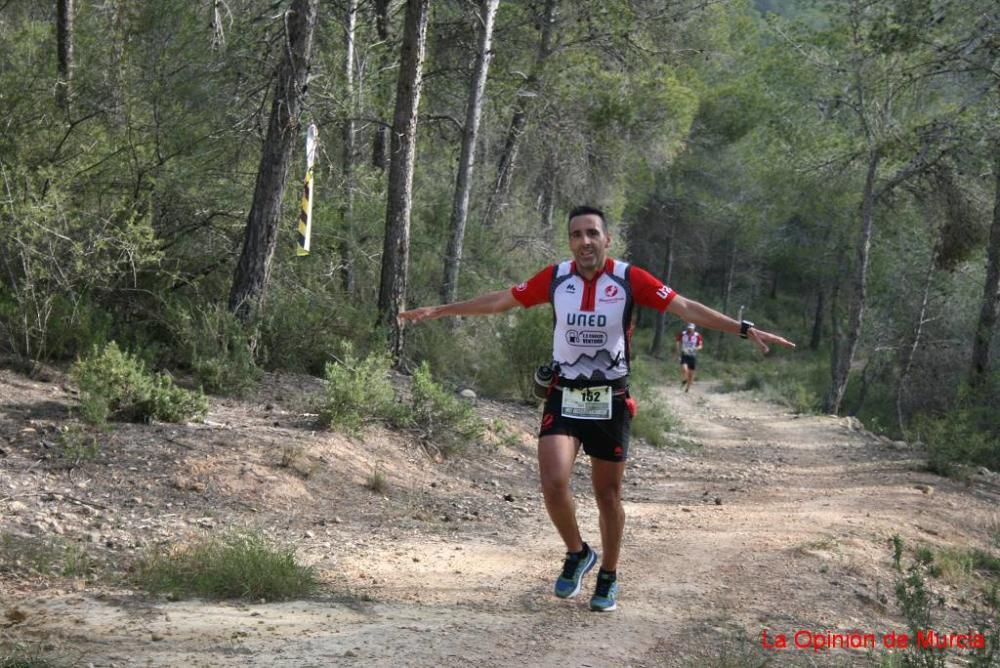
[747, 328, 796, 354]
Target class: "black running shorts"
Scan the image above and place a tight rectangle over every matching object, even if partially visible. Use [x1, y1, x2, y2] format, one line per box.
[680, 353, 697, 370]
[538, 389, 631, 462]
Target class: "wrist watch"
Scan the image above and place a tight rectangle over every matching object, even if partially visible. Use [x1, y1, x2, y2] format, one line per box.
[740, 320, 754, 339]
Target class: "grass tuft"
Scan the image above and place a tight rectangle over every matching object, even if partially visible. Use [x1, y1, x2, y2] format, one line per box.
[134, 530, 318, 601]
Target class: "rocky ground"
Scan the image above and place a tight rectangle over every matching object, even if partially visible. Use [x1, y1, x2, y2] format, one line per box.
[2, 365, 999, 667]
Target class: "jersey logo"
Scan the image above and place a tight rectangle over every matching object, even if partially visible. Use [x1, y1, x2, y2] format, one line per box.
[565, 283, 576, 293]
[566, 330, 608, 347]
[604, 285, 618, 298]
[656, 285, 671, 300]
[567, 313, 607, 327]
[515, 282, 527, 292]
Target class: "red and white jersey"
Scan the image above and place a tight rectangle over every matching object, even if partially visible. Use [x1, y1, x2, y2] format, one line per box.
[511, 258, 676, 381]
[676, 330, 702, 354]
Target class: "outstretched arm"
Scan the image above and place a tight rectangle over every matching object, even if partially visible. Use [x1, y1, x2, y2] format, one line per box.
[666, 295, 795, 354]
[399, 289, 520, 323]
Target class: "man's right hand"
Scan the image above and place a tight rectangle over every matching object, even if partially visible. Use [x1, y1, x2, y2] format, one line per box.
[399, 305, 443, 323]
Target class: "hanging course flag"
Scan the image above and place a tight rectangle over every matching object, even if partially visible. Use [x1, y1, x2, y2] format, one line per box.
[297, 124, 318, 256]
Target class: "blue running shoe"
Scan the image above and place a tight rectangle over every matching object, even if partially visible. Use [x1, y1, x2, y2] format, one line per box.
[553, 546, 597, 598]
[589, 571, 619, 611]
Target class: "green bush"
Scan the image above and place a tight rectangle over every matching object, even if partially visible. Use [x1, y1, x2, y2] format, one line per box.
[713, 356, 824, 414]
[915, 409, 999, 477]
[630, 357, 679, 447]
[319, 343, 399, 430]
[408, 361, 483, 455]
[135, 530, 318, 601]
[253, 260, 378, 376]
[320, 351, 484, 455]
[70, 342, 208, 424]
[0, 175, 161, 363]
[166, 301, 259, 396]
[403, 307, 552, 402]
[0, 642, 64, 668]
[499, 308, 555, 401]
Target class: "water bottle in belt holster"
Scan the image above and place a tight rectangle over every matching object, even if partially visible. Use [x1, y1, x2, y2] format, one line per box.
[532, 363, 557, 399]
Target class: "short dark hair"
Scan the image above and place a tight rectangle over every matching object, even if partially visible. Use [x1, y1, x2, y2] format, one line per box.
[567, 205, 608, 233]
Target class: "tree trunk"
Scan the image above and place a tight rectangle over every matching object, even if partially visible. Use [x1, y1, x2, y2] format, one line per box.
[539, 154, 557, 242]
[55, 0, 74, 112]
[440, 0, 500, 305]
[650, 213, 676, 356]
[228, 0, 318, 321]
[970, 147, 1000, 384]
[826, 149, 880, 414]
[210, 0, 226, 48]
[371, 0, 393, 170]
[827, 276, 843, 413]
[809, 288, 824, 351]
[340, 0, 358, 295]
[714, 238, 737, 358]
[896, 254, 935, 433]
[482, 0, 557, 228]
[377, 0, 431, 359]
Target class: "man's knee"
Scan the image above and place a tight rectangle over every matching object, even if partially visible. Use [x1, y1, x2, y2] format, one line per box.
[540, 472, 572, 496]
[593, 482, 622, 508]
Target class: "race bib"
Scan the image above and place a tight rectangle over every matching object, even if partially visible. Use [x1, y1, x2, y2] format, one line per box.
[561, 386, 612, 420]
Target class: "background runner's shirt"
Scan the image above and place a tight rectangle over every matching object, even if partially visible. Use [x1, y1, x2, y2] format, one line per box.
[676, 331, 702, 355]
[511, 258, 676, 381]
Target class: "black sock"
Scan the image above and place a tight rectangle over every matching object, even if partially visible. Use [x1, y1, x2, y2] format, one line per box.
[598, 568, 617, 581]
[573, 543, 590, 558]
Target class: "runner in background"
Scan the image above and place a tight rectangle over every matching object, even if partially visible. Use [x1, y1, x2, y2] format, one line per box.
[675, 323, 703, 392]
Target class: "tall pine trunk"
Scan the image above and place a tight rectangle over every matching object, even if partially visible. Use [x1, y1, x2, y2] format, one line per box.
[809, 289, 824, 351]
[371, 0, 393, 170]
[340, 0, 358, 295]
[826, 149, 880, 414]
[483, 0, 557, 228]
[55, 0, 74, 112]
[377, 0, 431, 359]
[228, 0, 318, 321]
[896, 254, 935, 433]
[650, 213, 675, 356]
[539, 153, 558, 241]
[441, 0, 500, 305]
[715, 239, 737, 358]
[970, 147, 1000, 384]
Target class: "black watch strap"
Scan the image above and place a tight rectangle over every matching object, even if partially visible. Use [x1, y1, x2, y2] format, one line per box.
[740, 320, 754, 339]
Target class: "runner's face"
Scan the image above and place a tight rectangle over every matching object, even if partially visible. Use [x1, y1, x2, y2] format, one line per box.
[568, 214, 610, 275]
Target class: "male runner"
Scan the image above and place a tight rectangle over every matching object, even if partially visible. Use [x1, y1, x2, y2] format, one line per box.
[676, 323, 703, 391]
[400, 205, 794, 611]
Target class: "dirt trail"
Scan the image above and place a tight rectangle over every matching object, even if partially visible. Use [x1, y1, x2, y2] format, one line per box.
[2, 371, 999, 667]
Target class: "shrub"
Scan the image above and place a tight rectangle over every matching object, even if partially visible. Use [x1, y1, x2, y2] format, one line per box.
[408, 361, 483, 455]
[319, 343, 399, 431]
[499, 308, 554, 401]
[165, 301, 259, 397]
[320, 352, 484, 456]
[0, 642, 64, 668]
[70, 342, 208, 424]
[404, 308, 552, 402]
[0, 534, 101, 581]
[134, 530, 318, 601]
[56, 425, 101, 464]
[254, 265, 369, 376]
[628, 360, 679, 447]
[0, 175, 160, 363]
[713, 357, 824, 414]
[631, 397, 679, 448]
[914, 407, 999, 478]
